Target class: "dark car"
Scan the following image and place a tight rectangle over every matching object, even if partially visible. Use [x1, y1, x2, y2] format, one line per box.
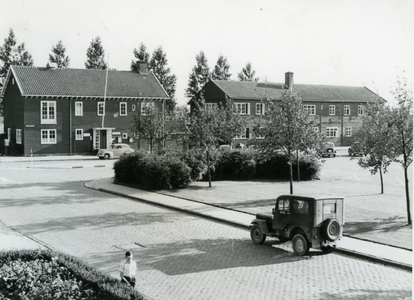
[348, 142, 364, 156]
[250, 195, 345, 256]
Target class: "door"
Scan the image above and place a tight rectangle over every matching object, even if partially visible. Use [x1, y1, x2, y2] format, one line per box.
[100, 130, 107, 149]
[273, 198, 291, 230]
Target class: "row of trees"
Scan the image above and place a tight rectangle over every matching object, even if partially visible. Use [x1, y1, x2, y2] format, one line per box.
[185, 51, 259, 100]
[353, 78, 413, 224]
[0, 30, 178, 113]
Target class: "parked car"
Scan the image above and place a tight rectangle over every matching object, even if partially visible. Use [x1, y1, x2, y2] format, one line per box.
[97, 143, 134, 159]
[348, 142, 364, 157]
[250, 195, 345, 256]
[320, 142, 336, 157]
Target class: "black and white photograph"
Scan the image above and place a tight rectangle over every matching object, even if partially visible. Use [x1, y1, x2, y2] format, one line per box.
[0, 0, 412, 299]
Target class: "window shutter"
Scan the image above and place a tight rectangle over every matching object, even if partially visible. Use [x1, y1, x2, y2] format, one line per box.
[247, 103, 250, 115]
[246, 128, 250, 138]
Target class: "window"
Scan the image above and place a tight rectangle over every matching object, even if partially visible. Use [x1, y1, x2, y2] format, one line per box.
[75, 129, 83, 140]
[324, 203, 336, 214]
[41, 129, 57, 144]
[120, 102, 127, 116]
[278, 199, 290, 212]
[329, 105, 335, 115]
[235, 128, 250, 139]
[41, 101, 56, 124]
[233, 103, 250, 115]
[97, 102, 105, 116]
[132, 104, 136, 112]
[256, 103, 265, 115]
[75, 102, 83, 116]
[358, 105, 364, 115]
[292, 200, 308, 214]
[344, 105, 350, 115]
[303, 105, 316, 115]
[141, 102, 154, 115]
[326, 127, 338, 137]
[312, 126, 319, 132]
[16, 129, 22, 144]
[346, 127, 352, 137]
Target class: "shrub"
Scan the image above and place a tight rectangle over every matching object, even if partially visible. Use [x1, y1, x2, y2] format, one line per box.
[114, 151, 191, 190]
[208, 149, 256, 180]
[0, 249, 143, 300]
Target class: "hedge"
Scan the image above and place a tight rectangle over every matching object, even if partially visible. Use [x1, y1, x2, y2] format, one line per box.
[0, 249, 143, 300]
[114, 152, 191, 190]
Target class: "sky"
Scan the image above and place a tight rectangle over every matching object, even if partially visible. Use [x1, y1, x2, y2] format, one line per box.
[1, 0, 413, 106]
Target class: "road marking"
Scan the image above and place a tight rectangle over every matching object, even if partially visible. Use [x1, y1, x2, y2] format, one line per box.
[353, 173, 360, 181]
[396, 177, 404, 186]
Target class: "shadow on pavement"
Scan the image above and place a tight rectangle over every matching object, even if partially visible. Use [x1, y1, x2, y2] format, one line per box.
[86, 238, 310, 276]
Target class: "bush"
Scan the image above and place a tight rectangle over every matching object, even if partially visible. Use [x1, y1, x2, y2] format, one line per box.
[0, 249, 143, 300]
[208, 150, 256, 180]
[256, 153, 321, 180]
[114, 152, 191, 190]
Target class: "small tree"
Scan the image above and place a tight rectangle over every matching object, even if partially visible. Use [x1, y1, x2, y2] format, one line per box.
[48, 40, 70, 68]
[237, 62, 259, 82]
[149, 46, 177, 114]
[390, 78, 413, 224]
[0, 29, 33, 115]
[211, 54, 231, 81]
[185, 51, 210, 101]
[85, 37, 107, 70]
[254, 90, 322, 194]
[130, 103, 165, 154]
[353, 101, 395, 194]
[130, 43, 150, 71]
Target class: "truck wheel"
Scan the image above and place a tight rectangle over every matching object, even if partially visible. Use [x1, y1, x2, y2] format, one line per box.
[321, 244, 336, 254]
[278, 236, 289, 243]
[322, 218, 341, 241]
[250, 224, 266, 244]
[104, 153, 110, 160]
[292, 234, 309, 256]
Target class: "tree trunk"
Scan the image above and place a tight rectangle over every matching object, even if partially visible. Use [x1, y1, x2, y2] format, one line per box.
[288, 162, 293, 194]
[207, 150, 212, 188]
[296, 150, 300, 182]
[402, 130, 412, 225]
[379, 167, 384, 194]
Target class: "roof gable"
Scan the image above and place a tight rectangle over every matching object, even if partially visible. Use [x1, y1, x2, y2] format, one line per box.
[5, 66, 170, 99]
[206, 80, 382, 102]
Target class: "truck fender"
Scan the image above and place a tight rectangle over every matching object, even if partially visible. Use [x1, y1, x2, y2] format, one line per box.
[250, 219, 270, 235]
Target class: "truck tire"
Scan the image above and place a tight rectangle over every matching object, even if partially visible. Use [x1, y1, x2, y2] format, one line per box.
[250, 224, 266, 244]
[322, 218, 341, 241]
[292, 234, 309, 256]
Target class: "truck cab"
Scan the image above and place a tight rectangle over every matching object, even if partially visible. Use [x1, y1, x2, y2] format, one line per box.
[250, 195, 345, 256]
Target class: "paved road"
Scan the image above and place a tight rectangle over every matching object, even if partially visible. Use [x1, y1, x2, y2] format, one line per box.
[0, 161, 411, 300]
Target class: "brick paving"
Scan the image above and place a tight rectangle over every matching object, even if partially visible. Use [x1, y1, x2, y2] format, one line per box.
[0, 167, 412, 300]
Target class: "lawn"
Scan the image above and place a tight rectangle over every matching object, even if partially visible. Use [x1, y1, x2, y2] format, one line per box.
[160, 155, 413, 249]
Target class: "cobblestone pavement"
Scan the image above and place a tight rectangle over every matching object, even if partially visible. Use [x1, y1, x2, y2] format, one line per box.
[0, 166, 411, 300]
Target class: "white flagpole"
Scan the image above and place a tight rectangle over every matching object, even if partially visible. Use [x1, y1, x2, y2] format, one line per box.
[101, 54, 109, 128]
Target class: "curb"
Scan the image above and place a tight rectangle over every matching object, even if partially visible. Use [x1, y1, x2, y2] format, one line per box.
[85, 181, 412, 271]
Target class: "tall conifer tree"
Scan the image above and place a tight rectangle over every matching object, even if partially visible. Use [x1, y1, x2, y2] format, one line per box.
[131, 43, 150, 72]
[48, 40, 70, 68]
[237, 62, 259, 82]
[85, 37, 107, 70]
[186, 51, 210, 100]
[211, 54, 231, 80]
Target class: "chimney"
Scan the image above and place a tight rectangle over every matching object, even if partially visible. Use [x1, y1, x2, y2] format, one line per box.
[285, 72, 294, 90]
[137, 61, 148, 74]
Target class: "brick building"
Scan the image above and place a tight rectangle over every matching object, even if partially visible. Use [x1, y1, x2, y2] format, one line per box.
[198, 72, 383, 146]
[1, 63, 170, 156]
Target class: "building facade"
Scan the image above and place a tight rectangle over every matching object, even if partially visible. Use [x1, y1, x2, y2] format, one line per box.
[199, 72, 383, 146]
[2, 64, 170, 156]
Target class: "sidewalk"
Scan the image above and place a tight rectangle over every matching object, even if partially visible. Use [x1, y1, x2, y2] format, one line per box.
[0, 155, 99, 163]
[85, 177, 412, 271]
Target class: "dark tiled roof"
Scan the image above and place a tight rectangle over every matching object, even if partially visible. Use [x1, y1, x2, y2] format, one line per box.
[9, 66, 170, 99]
[211, 80, 381, 102]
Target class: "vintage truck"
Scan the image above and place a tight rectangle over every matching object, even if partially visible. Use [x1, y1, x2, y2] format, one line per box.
[250, 195, 344, 256]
